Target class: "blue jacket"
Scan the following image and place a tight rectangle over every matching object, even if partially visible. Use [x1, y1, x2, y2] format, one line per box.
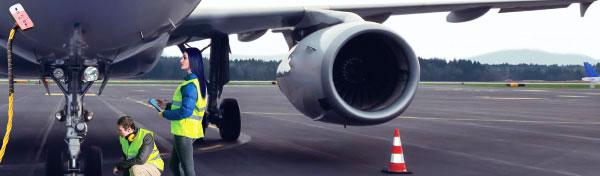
[163, 73, 200, 120]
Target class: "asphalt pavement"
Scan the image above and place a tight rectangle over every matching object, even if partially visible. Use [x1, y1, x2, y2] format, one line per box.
[0, 83, 599, 176]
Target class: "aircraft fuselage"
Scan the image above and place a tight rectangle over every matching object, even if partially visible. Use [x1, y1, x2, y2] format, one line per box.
[0, 0, 201, 76]
[582, 77, 600, 83]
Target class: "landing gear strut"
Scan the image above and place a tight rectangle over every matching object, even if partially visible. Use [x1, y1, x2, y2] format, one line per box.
[45, 64, 104, 176]
[45, 25, 103, 176]
[199, 34, 241, 142]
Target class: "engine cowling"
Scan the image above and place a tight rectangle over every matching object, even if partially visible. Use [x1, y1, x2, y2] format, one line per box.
[276, 22, 420, 126]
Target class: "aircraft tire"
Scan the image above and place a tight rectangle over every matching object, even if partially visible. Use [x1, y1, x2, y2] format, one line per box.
[219, 98, 241, 141]
[46, 148, 65, 176]
[84, 146, 103, 176]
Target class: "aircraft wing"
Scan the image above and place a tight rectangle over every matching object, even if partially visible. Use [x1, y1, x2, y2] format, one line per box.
[169, 0, 595, 43]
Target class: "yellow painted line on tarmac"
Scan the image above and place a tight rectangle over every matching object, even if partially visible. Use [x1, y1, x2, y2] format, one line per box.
[45, 93, 97, 96]
[477, 96, 544, 100]
[400, 116, 600, 125]
[557, 95, 588, 98]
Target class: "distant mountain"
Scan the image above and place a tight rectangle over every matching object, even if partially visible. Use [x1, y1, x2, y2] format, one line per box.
[465, 49, 598, 65]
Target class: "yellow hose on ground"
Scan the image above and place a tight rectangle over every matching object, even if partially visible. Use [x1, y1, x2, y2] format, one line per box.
[0, 27, 18, 163]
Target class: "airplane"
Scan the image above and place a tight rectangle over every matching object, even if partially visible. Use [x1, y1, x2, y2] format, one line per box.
[582, 62, 600, 84]
[0, 0, 596, 175]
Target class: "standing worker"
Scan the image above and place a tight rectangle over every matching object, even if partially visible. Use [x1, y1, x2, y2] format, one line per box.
[157, 47, 207, 176]
[114, 116, 164, 176]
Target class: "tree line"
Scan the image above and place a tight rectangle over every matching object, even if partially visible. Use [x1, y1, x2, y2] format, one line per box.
[139, 56, 599, 81]
[419, 58, 599, 81]
[2, 56, 597, 81]
[138, 57, 279, 80]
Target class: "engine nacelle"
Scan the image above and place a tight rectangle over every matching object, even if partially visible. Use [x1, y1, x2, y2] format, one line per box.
[277, 22, 420, 126]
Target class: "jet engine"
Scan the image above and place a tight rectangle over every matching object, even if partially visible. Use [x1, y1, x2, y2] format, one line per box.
[277, 22, 420, 126]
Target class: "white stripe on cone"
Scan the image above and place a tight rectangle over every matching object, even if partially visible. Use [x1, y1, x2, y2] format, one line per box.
[393, 137, 402, 146]
[390, 153, 405, 163]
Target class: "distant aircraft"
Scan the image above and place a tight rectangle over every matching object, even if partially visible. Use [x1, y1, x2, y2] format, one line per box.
[0, 1, 596, 175]
[582, 62, 600, 83]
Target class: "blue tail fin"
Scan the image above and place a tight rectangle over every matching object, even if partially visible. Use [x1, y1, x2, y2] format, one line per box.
[584, 62, 599, 77]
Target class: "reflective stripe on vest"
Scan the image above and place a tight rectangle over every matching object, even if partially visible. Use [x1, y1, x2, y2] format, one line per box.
[170, 78, 207, 139]
[118, 128, 164, 171]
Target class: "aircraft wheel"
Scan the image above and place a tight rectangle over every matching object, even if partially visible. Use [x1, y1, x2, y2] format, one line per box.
[219, 98, 241, 141]
[46, 148, 66, 176]
[84, 146, 103, 176]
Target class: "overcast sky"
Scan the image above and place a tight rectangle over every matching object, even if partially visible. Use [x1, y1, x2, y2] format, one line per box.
[162, 0, 600, 61]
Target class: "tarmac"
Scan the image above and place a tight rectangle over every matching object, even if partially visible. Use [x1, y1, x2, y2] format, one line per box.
[0, 84, 599, 176]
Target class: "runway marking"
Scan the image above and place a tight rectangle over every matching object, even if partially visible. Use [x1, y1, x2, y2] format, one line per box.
[434, 88, 465, 91]
[126, 97, 154, 109]
[242, 112, 598, 126]
[44, 93, 97, 96]
[557, 95, 588, 98]
[400, 116, 600, 125]
[199, 144, 224, 151]
[475, 121, 600, 145]
[478, 96, 544, 100]
[257, 115, 581, 176]
[192, 133, 251, 153]
[29, 100, 64, 176]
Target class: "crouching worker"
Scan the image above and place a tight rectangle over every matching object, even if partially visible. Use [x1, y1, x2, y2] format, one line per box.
[114, 116, 164, 176]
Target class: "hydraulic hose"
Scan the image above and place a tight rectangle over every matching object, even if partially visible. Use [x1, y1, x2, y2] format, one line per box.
[0, 25, 18, 163]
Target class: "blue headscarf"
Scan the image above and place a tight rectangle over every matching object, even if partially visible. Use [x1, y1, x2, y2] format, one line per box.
[185, 48, 207, 98]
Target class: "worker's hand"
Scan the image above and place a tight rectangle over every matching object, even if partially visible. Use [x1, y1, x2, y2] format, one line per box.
[112, 167, 120, 175]
[158, 111, 164, 118]
[156, 99, 167, 109]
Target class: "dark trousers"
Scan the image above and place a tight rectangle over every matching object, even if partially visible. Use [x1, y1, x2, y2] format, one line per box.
[170, 135, 196, 176]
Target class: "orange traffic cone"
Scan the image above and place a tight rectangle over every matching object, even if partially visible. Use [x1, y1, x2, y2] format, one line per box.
[382, 128, 412, 174]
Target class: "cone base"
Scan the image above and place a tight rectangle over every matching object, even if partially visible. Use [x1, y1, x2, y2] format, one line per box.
[382, 168, 412, 174]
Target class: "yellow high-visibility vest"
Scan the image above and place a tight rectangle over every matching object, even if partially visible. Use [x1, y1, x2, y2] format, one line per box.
[170, 78, 206, 139]
[119, 128, 164, 172]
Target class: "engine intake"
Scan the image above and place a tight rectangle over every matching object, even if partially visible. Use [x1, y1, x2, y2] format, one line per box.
[277, 22, 420, 126]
